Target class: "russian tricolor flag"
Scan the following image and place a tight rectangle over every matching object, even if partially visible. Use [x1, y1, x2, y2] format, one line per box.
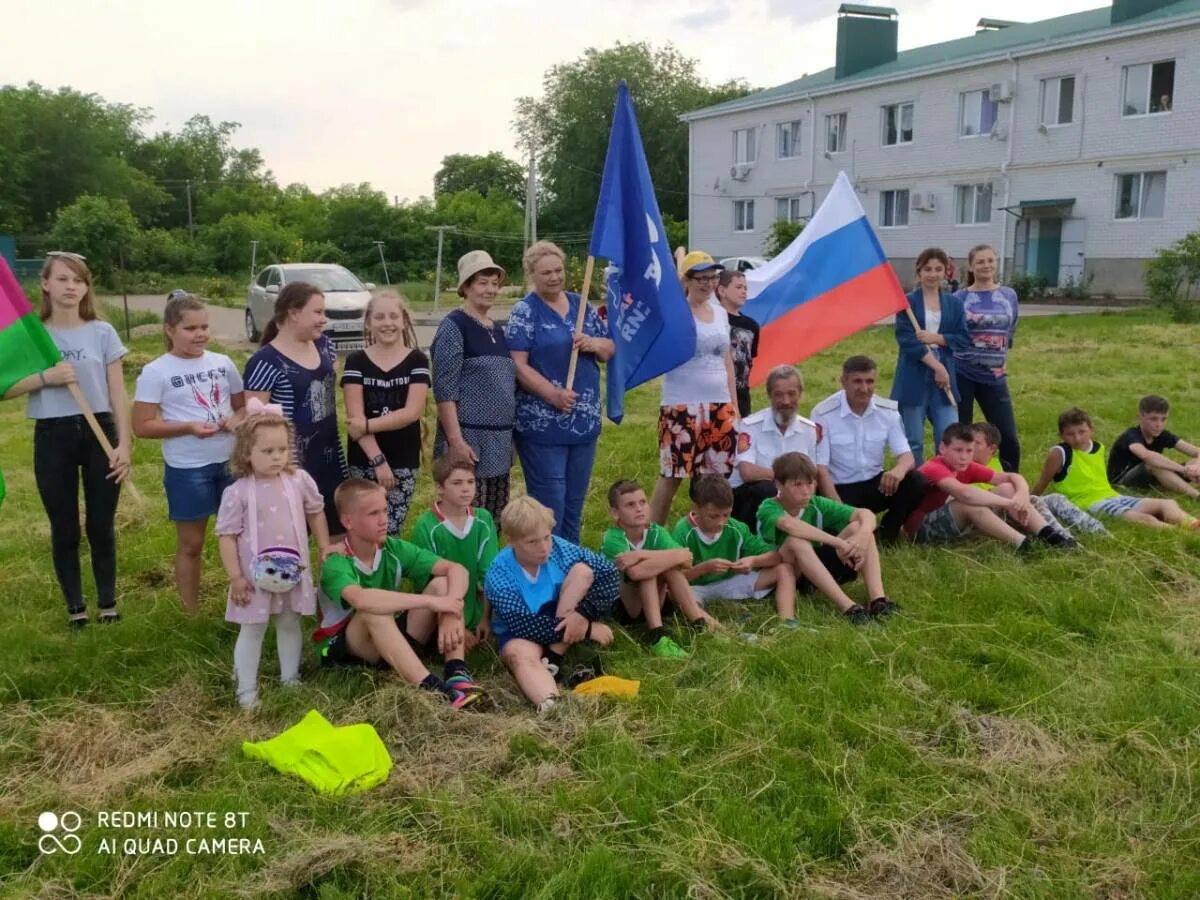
[743, 171, 908, 386]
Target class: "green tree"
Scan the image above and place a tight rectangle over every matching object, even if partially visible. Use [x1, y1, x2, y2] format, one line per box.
[514, 43, 751, 233]
[434, 190, 525, 275]
[1145, 231, 1200, 322]
[764, 218, 804, 257]
[48, 194, 139, 279]
[200, 212, 299, 275]
[434, 153, 525, 205]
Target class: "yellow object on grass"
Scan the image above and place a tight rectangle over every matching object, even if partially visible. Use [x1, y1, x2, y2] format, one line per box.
[572, 675, 640, 699]
[242, 709, 392, 795]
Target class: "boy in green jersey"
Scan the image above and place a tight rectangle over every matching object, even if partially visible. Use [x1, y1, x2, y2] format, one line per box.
[1033, 408, 1198, 529]
[601, 480, 706, 658]
[672, 476, 796, 621]
[410, 457, 499, 649]
[317, 479, 483, 709]
[757, 452, 894, 626]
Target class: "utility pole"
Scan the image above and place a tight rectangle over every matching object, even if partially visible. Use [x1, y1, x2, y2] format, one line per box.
[249, 240, 259, 281]
[185, 179, 194, 239]
[373, 241, 390, 285]
[524, 149, 538, 249]
[425, 225, 456, 310]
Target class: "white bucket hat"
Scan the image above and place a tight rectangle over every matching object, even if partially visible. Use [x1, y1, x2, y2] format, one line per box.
[457, 250, 507, 295]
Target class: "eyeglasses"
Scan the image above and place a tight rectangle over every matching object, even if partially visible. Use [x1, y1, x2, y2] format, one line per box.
[691, 273, 720, 284]
[46, 250, 87, 262]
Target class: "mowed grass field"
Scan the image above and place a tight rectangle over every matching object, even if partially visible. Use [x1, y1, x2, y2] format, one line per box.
[1, 309, 1199, 899]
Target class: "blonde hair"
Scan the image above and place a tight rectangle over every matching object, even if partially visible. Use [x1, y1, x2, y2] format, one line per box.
[229, 413, 296, 478]
[500, 495, 556, 541]
[162, 293, 207, 351]
[522, 241, 566, 280]
[334, 477, 386, 516]
[40, 253, 100, 321]
[363, 289, 418, 348]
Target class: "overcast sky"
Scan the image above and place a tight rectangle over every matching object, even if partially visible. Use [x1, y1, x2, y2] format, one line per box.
[5, 0, 1101, 201]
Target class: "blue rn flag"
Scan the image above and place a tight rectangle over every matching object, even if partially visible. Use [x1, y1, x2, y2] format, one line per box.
[590, 81, 695, 424]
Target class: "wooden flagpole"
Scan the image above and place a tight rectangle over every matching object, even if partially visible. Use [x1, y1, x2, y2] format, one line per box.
[564, 255, 596, 391]
[903, 305, 956, 407]
[66, 382, 142, 498]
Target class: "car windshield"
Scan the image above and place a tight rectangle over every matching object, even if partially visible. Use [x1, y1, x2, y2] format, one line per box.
[286, 267, 364, 292]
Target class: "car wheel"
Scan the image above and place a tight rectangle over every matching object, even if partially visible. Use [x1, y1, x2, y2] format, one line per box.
[245, 308, 261, 342]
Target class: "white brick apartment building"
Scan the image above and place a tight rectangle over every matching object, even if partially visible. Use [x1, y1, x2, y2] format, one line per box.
[682, 0, 1200, 296]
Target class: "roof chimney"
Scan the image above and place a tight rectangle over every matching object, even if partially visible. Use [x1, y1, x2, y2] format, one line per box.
[835, 4, 898, 80]
[1112, 0, 1177, 24]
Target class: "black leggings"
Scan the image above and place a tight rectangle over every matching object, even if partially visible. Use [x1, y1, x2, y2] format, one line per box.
[33, 414, 121, 615]
[956, 375, 1021, 472]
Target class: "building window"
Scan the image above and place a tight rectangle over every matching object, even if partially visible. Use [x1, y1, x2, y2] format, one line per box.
[733, 127, 757, 164]
[775, 196, 803, 223]
[881, 102, 914, 145]
[734, 199, 756, 232]
[1122, 60, 1174, 116]
[1039, 76, 1075, 125]
[879, 190, 909, 228]
[777, 119, 802, 158]
[825, 113, 847, 153]
[1115, 171, 1166, 220]
[955, 184, 993, 225]
[960, 89, 999, 137]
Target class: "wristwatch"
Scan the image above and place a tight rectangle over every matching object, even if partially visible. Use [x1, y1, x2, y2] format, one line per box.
[368, 454, 386, 468]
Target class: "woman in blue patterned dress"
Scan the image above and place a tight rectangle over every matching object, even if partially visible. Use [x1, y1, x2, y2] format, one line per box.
[243, 282, 349, 536]
[431, 251, 517, 521]
[507, 241, 614, 543]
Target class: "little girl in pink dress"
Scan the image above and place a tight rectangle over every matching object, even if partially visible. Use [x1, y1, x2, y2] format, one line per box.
[217, 400, 332, 709]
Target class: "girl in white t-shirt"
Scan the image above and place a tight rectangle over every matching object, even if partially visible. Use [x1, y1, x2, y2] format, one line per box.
[648, 251, 739, 525]
[133, 292, 245, 613]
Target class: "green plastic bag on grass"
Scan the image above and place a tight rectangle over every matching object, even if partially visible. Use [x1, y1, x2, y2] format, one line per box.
[242, 709, 392, 796]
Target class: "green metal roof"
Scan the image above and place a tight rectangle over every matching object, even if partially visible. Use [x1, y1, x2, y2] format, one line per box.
[684, 0, 1200, 120]
[1019, 198, 1076, 208]
[839, 4, 897, 17]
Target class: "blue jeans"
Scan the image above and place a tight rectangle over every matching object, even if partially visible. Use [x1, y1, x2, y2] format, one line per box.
[899, 383, 959, 465]
[514, 436, 598, 544]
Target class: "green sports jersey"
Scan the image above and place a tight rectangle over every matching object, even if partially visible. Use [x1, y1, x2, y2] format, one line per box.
[671, 514, 773, 586]
[409, 506, 498, 630]
[316, 537, 441, 649]
[975, 456, 1004, 492]
[600, 523, 680, 559]
[757, 495, 855, 548]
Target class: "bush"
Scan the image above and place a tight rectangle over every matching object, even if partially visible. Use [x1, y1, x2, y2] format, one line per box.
[1009, 272, 1048, 303]
[1145, 232, 1200, 323]
[764, 218, 804, 257]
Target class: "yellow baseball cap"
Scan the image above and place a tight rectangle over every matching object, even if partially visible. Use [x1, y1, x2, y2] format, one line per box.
[678, 250, 724, 277]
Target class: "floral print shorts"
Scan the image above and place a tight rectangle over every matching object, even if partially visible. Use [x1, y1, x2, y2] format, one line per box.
[658, 402, 738, 479]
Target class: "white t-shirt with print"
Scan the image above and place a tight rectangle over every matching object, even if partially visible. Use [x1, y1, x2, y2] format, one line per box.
[134, 351, 243, 468]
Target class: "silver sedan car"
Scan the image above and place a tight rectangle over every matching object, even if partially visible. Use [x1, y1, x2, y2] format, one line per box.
[245, 263, 375, 350]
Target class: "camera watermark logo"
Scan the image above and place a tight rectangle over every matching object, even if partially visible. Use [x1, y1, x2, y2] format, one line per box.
[38, 811, 82, 855]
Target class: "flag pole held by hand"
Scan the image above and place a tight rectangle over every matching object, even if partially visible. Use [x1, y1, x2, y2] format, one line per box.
[564, 255, 596, 391]
[903, 304, 957, 408]
[66, 382, 142, 497]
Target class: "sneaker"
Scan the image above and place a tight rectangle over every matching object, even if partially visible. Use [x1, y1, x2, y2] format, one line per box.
[565, 658, 604, 689]
[687, 617, 708, 632]
[536, 697, 557, 715]
[868, 598, 899, 618]
[649, 634, 689, 660]
[237, 690, 260, 711]
[780, 618, 802, 629]
[540, 657, 560, 679]
[98, 609, 121, 624]
[843, 604, 871, 626]
[446, 674, 486, 704]
[448, 688, 482, 710]
[68, 612, 89, 630]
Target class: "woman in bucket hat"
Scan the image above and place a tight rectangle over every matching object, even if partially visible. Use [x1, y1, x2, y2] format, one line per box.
[429, 250, 516, 519]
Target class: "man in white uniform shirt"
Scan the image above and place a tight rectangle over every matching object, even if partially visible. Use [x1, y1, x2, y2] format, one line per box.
[729, 365, 819, 525]
[812, 355, 927, 542]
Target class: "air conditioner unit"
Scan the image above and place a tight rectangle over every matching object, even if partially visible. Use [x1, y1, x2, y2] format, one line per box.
[729, 162, 754, 181]
[989, 80, 1014, 102]
[912, 191, 937, 211]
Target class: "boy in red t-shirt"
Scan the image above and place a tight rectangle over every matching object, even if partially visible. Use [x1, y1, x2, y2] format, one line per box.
[905, 423, 1077, 551]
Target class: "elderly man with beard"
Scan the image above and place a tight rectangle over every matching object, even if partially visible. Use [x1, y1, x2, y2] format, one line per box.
[811, 355, 926, 543]
[729, 366, 819, 527]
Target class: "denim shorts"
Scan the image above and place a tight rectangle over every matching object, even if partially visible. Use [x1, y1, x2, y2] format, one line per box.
[163, 461, 233, 521]
[1088, 495, 1142, 518]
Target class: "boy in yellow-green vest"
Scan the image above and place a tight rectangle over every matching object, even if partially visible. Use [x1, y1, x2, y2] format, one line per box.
[971, 422, 1108, 536]
[1032, 408, 1198, 530]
